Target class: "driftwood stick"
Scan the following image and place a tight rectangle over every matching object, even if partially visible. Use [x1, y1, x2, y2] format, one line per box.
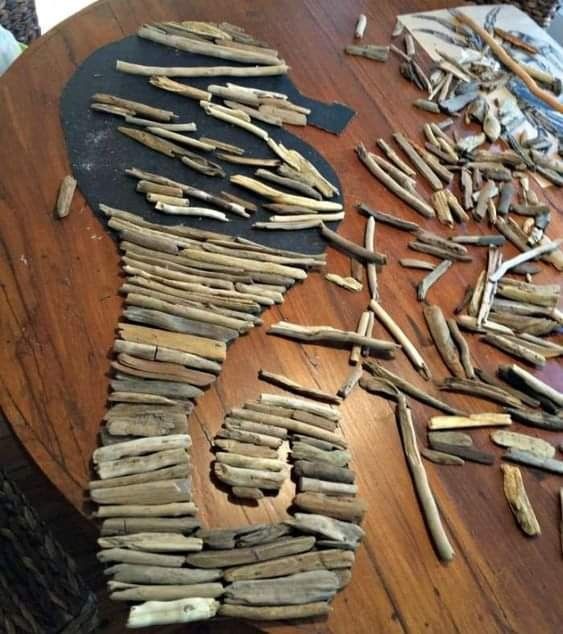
[268, 320, 399, 356]
[259, 393, 340, 420]
[117, 59, 288, 77]
[224, 549, 353, 582]
[100, 517, 200, 536]
[491, 431, 554, 459]
[224, 570, 339, 606]
[357, 203, 419, 232]
[89, 464, 189, 491]
[111, 583, 224, 602]
[417, 260, 452, 301]
[98, 533, 202, 552]
[363, 360, 464, 415]
[356, 143, 435, 218]
[127, 598, 219, 628]
[149, 75, 211, 100]
[429, 414, 510, 430]
[370, 300, 431, 380]
[503, 364, 563, 407]
[138, 25, 281, 65]
[393, 132, 443, 191]
[504, 449, 563, 475]
[214, 439, 278, 459]
[97, 549, 185, 568]
[423, 304, 465, 378]
[490, 240, 562, 283]
[396, 395, 454, 561]
[501, 464, 541, 536]
[92, 93, 177, 121]
[93, 435, 191, 464]
[187, 536, 315, 568]
[350, 311, 371, 365]
[219, 602, 330, 621]
[446, 319, 474, 379]
[429, 441, 495, 465]
[293, 492, 366, 523]
[91, 479, 192, 506]
[376, 138, 416, 177]
[338, 365, 364, 399]
[258, 370, 341, 404]
[290, 443, 351, 467]
[365, 216, 379, 300]
[95, 502, 197, 518]
[319, 222, 387, 264]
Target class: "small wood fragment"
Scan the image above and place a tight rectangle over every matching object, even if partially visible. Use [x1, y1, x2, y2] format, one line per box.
[55, 175, 77, 218]
[354, 14, 367, 39]
[428, 431, 472, 447]
[501, 464, 541, 536]
[325, 273, 363, 292]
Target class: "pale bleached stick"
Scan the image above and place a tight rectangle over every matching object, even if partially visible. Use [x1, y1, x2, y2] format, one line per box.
[370, 300, 431, 380]
[268, 321, 400, 356]
[355, 14, 367, 38]
[117, 60, 289, 77]
[138, 25, 281, 65]
[230, 175, 343, 211]
[490, 239, 563, 283]
[365, 216, 379, 300]
[127, 598, 219, 628]
[155, 203, 228, 221]
[55, 175, 77, 218]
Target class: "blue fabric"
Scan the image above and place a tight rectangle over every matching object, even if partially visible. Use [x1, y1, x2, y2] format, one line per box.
[0, 25, 21, 75]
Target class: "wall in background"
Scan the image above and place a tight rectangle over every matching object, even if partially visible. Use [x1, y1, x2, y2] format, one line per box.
[36, 0, 95, 33]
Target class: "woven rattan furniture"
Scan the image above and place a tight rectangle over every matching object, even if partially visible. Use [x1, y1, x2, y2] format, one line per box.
[0, 0, 40, 43]
[471, 0, 561, 27]
[0, 469, 97, 634]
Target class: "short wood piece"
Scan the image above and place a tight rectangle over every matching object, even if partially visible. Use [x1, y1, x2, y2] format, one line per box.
[218, 602, 330, 621]
[429, 440, 494, 465]
[186, 536, 316, 568]
[223, 549, 354, 582]
[293, 492, 367, 523]
[55, 175, 77, 218]
[501, 464, 541, 536]
[224, 570, 339, 606]
[127, 598, 219, 628]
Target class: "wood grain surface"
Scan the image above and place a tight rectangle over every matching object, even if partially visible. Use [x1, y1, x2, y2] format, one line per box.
[0, 1, 561, 632]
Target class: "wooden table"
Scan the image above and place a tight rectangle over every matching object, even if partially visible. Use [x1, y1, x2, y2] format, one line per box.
[1, 1, 561, 631]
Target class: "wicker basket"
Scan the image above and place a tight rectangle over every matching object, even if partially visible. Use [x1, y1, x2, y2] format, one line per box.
[0, 0, 40, 44]
[0, 469, 98, 634]
[470, 0, 562, 28]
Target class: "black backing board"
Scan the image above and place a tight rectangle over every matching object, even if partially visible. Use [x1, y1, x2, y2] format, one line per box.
[60, 35, 354, 255]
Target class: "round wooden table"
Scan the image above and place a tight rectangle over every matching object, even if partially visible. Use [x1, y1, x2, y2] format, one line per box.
[0, 1, 561, 631]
